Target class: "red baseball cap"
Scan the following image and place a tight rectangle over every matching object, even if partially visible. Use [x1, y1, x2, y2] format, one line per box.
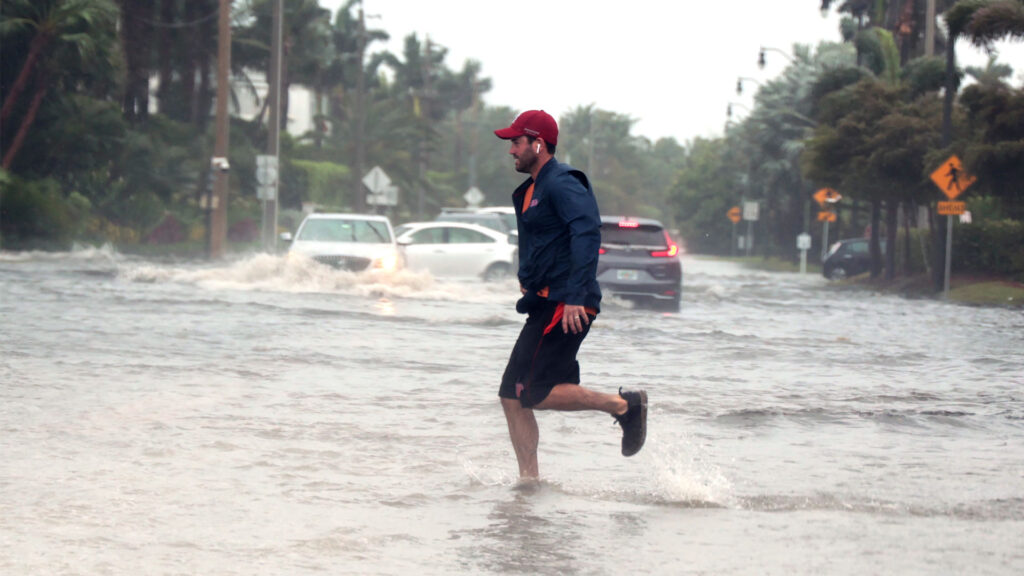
[494, 110, 558, 145]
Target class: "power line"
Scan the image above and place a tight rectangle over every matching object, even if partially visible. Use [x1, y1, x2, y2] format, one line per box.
[125, 6, 221, 29]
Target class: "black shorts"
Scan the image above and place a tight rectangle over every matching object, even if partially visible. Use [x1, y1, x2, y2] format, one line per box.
[499, 300, 596, 408]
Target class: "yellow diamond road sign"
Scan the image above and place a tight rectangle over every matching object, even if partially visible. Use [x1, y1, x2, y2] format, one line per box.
[813, 187, 841, 206]
[930, 155, 976, 200]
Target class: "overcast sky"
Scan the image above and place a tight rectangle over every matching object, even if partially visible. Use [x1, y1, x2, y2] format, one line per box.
[321, 0, 1023, 143]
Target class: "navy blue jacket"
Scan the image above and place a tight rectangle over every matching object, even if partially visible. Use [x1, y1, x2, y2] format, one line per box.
[512, 158, 602, 312]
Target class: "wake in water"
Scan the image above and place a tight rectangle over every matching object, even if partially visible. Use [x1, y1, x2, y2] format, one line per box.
[111, 251, 521, 305]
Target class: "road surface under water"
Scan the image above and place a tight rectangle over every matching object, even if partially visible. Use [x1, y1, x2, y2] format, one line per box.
[2, 247, 1022, 575]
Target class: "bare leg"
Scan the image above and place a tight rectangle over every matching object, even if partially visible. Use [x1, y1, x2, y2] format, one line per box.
[535, 383, 627, 415]
[501, 397, 539, 479]
[501, 385, 632, 478]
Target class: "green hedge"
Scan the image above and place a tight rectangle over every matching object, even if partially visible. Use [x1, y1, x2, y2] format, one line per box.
[953, 219, 1024, 279]
[890, 220, 1023, 281]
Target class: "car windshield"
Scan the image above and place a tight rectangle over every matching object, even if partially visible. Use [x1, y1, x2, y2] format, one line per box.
[297, 219, 392, 243]
[437, 214, 506, 233]
[601, 224, 666, 248]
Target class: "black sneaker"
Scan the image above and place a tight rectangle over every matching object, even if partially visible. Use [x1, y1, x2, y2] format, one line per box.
[615, 388, 647, 457]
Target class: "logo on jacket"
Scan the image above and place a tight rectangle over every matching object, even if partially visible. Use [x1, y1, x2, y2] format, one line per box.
[529, 198, 539, 208]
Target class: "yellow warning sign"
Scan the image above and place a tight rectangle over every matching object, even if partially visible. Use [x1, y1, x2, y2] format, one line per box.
[813, 188, 842, 206]
[930, 155, 976, 200]
[727, 206, 741, 224]
[938, 201, 966, 216]
[817, 211, 837, 223]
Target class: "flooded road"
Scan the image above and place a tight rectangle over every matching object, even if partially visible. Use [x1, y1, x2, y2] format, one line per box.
[2, 247, 1022, 575]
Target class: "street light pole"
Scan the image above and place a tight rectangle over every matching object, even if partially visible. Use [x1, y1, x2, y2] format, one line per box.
[726, 102, 750, 119]
[758, 46, 795, 69]
[736, 76, 763, 95]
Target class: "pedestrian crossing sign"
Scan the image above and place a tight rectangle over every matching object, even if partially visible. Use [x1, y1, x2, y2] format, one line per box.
[930, 155, 975, 200]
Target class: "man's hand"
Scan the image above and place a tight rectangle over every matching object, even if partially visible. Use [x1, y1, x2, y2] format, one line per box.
[562, 303, 590, 334]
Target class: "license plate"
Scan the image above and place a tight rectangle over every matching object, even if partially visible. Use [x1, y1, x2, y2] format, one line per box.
[616, 269, 639, 281]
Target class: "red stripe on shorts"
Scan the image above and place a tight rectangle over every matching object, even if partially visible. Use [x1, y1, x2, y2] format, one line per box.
[542, 302, 565, 335]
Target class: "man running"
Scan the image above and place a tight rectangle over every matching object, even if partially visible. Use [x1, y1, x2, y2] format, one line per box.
[494, 109, 647, 479]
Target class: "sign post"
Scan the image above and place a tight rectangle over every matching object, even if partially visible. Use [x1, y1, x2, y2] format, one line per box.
[930, 155, 975, 297]
[797, 232, 812, 274]
[363, 166, 398, 212]
[742, 201, 759, 256]
[813, 188, 841, 261]
[727, 206, 741, 257]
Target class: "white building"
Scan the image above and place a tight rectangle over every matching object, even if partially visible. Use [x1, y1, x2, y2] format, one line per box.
[149, 71, 320, 138]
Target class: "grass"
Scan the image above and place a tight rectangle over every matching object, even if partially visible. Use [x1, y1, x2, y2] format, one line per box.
[947, 280, 1024, 308]
[702, 254, 1024, 309]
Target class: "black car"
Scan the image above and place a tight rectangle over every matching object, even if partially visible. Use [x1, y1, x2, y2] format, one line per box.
[822, 238, 885, 280]
[597, 216, 683, 311]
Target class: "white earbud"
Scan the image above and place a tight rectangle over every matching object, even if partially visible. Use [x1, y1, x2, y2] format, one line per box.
[535, 144, 541, 153]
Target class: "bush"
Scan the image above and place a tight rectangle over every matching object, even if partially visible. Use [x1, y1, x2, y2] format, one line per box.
[954, 219, 1024, 279]
[0, 176, 75, 248]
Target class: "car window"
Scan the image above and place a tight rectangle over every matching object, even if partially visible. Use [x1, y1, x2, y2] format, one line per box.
[409, 228, 444, 244]
[297, 218, 392, 243]
[438, 214, 506, 233]
[846, 241, 868, 255]
[496, 213, 517, 231]
[448, 227, 494, 244]
[601, 224, 666, 247]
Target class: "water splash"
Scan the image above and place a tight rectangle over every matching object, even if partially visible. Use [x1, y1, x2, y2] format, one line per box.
[118, 252, 518, 304]
[645, 430, 734, 507]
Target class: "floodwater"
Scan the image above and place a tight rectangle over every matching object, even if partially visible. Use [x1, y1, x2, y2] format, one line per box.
[2, 247, 1022, 575]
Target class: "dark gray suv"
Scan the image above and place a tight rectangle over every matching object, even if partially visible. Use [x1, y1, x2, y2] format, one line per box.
[597, 216, 683, 311]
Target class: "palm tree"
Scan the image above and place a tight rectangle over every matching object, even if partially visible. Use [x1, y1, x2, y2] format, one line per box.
[965, 54, 1015, 86]
[961, 0, 1024, 45]
[1, 0, 121, 169]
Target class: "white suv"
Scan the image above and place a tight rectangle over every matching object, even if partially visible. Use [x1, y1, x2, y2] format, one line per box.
[287, 213, 400, 272]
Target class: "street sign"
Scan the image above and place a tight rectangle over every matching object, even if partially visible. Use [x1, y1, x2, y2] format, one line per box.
[813, 187, 841, 206]
[818, 211, 837, 222]
[938, 201, 966, 215]
[256, 155, 278, 185]
[367, 184, 399, 207]
[362, 166, 392, 195]
[463, 186, 484, 207]
[727, 206, 741, 224]
[930, 155, 975, 200]
[797, 233, 811, 250]
[743, 201, 759, 221]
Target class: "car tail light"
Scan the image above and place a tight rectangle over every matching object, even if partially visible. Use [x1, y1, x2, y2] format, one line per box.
[617, 220, 639, 228]
[599, 247, 606, 255]
[650, 231, 679, 258]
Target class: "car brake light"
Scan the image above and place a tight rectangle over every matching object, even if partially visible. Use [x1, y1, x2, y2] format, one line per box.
[650, 231, 679, 258]
[599, 247, 606, 255]
[617, 220, 639, 228]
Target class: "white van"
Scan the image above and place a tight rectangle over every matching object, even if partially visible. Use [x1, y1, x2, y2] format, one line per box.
[286, 213, 400, 272]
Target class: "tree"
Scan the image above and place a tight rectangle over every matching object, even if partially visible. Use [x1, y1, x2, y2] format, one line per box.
[669, 137, 740, 255]
[1, 0, 122, 169]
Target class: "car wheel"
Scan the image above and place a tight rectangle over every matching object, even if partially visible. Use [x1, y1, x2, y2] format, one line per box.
[483, 262, 511, 282]
[828, 266, 847, 280]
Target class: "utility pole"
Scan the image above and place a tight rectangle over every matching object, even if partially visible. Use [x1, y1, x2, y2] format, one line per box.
[209, 0, 232, 259]
[353, 1, 367, 213]
[925, 0, 936, 57]
[417, 37, 433, 219]
[261, 0, 282, 252]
